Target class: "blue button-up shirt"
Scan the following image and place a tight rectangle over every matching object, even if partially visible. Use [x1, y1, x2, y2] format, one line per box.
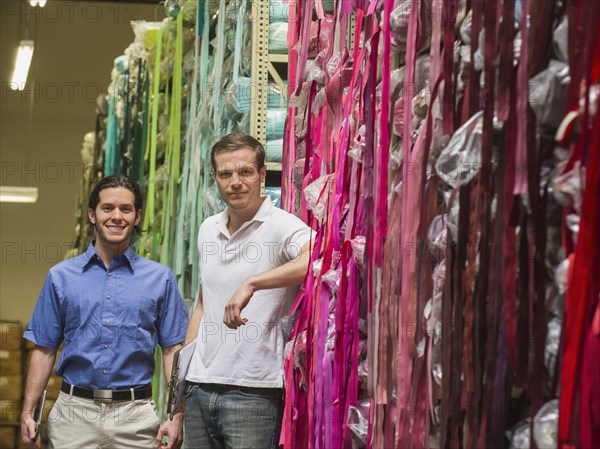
[24, 242, 189, 389]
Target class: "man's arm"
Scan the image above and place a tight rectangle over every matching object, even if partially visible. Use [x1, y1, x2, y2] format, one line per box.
[155, 343, 184, 449]
[161, 344, 182, 387]
[224, 240, 311, 329]
[21, 346, 57, 449]
[155, 288, 203, 449]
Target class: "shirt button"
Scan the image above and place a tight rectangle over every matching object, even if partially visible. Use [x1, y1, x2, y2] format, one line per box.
[104, 344, 108, 349]
[108, 272, 112, 276]
[105, 320, 110, 324]
[107, 295, 111, 300]
[102, 370, 107, 374]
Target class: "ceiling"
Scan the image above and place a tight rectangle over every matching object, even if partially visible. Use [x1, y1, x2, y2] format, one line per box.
[0, 1, 160, 321]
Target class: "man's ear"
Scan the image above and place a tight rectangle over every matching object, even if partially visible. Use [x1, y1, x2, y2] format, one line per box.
[260, 165, 267, 180]
[88, 208, 96, 224]
[135, 210, 142, 226]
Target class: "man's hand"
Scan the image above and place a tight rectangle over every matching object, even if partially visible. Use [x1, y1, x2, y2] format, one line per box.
[21, 412, 40, 449]
[155, 412, 183, 449]
[223, 279, 255, 329]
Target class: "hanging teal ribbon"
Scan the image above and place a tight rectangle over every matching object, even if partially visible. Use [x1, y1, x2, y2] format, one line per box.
[104, 92, 118, 175]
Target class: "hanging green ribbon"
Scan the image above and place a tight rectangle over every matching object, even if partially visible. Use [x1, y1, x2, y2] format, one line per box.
[140, 26, 163, 257]
[161, 13, 184, 266]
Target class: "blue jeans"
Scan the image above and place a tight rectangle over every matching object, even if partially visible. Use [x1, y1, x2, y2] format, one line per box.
[184, 383, 283, 449]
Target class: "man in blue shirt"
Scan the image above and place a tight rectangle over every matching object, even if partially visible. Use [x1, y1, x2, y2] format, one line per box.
[20, 175, 189, 449]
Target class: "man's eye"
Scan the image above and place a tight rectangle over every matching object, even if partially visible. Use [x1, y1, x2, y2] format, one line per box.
[219, 172, 231, 178]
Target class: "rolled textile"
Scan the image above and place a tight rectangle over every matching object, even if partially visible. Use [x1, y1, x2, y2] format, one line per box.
[266, 139, 283, 162]
[267, 108, 287, 140]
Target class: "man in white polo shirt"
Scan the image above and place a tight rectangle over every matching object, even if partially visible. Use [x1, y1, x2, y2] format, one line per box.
[183, 133, 312, 449]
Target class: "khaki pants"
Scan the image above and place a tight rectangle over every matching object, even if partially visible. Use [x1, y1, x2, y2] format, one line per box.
[47, 391, 160, 449]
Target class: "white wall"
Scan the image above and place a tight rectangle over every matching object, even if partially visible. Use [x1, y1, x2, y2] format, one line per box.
[0, 1, 156, 322]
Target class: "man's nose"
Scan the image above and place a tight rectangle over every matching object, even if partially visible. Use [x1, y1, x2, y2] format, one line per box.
[231, 172, 242, 185]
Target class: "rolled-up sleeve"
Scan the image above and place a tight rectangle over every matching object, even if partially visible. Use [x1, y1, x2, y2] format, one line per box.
[23, 272, 64, 349]
[156, 270, 189, 347]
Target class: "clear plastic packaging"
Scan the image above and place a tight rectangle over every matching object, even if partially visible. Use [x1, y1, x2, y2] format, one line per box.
[550, 161, 585, 214]
[269, 21, 289, 53]
[131, 21, 165, 62]
[269, 0, 289, 23]
[565, 213, 580, 244]
[347, 399, 371, 447]
[435, 110, 484, 189]
[460, 9, 473, 44]
[348, 125, 366, 162]
[266, 108, 288, 140]
[506, 419, 530, 449]
[427, 215, 448, 261]
[544, 318, 562, 379]
[225, 77, 287, 115]
[529, 60, 570, 129]
[279, 312, 298, 341]
[164, 0, 180, 18]
[322, 268, 341, 293]
[351, 236, 366, 271]
[265, 186, 282, 208]
[303, 174, 334, 225]
[554, 258, 569, 294]
[532, 399, 559, 448]
[553, 16, 569, 62]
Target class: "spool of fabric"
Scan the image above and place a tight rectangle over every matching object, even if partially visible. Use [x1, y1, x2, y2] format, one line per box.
[269, 21, 288, 53]
[265, 187, 282, 208]
[266, 139, 283, 162]
[225, 77, 288, 114]
[266, 108, 287, 140]
[269, 0, 289, 23]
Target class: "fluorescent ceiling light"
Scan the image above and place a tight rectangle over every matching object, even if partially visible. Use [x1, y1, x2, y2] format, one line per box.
[0, 186, 39, 203]
[29, 1, 47, 6]
[10, 40, 35, 91]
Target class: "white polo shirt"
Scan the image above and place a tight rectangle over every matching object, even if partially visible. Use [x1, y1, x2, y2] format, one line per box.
[187, 197, 311, 388]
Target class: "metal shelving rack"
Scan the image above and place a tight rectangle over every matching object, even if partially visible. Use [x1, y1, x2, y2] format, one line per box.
[249, 0, 288, 191]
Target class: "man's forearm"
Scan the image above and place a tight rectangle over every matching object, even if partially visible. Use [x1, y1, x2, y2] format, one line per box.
[22, 346, 56, 415]
[161, 345, 182, 384]
[185, 293, 203, 344]
[246, 241, 311, 292]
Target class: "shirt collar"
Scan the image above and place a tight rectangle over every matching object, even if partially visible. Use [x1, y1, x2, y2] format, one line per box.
[216, 196, 273, 237]
[82, 241, 137, 272]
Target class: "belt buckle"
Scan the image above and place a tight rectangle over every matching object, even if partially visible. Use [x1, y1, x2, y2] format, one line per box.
[93, 389, 113, 402]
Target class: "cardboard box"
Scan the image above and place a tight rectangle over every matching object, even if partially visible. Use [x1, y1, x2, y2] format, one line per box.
[45, 376, 62, 401]
[0, 425, 17, 449]
[0, 377, 22, 401]
[0, 323, 22, 351]
[0, 351, 22, 376]
[0, 400, 20, 423]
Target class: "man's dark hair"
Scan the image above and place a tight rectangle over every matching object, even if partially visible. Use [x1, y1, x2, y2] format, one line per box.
[210, 132, 265, 171]
[87, 175, 143, 235]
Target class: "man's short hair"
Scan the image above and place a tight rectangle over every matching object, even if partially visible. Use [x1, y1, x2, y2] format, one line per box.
[210, 132, 265, 171]
[87, 175, 143, 235]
